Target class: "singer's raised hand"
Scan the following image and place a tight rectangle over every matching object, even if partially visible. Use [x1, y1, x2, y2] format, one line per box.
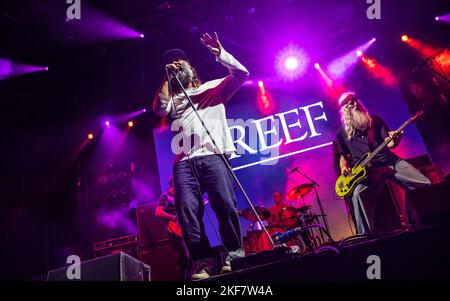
[200, 32, 222, 56]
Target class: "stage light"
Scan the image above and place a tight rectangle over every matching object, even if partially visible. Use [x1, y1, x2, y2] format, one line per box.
[314, 63, 320, 69]
[140, 33, 145, 38]
[142, 108, 147, 113]
[285, 57, 299, 71]
[361, 55, 398, 87]
[401, 35, 409, 42]
[0, 58, 49, 81]
[128, 121, 134, 128]
[434, 13, 450, 24]
[327, 38, 376, 80]
[45, 67, 49, 71]
[88, 133, 94, 140]
[276, 44, 310, 81]
[256, 80, 273, 114]
[105, 120, 110, 127]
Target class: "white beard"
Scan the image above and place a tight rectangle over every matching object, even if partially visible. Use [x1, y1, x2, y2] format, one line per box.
[348, 108, 371, 130]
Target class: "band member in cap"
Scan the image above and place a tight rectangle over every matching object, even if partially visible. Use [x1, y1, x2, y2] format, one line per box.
[335, 91, 430, 235]
[153, 32, 249, 280]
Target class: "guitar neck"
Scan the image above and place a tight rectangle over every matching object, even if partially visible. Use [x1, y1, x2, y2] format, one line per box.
[360, 116, 418, 167]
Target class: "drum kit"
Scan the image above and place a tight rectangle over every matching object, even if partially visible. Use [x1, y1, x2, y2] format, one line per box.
[239, 183, 329, 255]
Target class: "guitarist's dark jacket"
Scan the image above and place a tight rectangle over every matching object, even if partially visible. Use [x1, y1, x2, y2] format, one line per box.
[336, 115, 400, 168]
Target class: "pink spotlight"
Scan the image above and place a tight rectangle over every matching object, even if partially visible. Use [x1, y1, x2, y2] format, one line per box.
[140, 33, 145, 38]
[257, 80, 264, 88]
[314, 63, 320, 69]
[142, 108, 147, 113]
[285, 57, 299, 71]
[435, 16, 439, 21]
[105, 120, 110, 128]
[356, 50, 363, 57]
[45, 67, 49, 71]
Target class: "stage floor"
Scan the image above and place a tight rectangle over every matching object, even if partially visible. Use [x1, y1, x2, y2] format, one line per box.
[207, 222, 450, 281]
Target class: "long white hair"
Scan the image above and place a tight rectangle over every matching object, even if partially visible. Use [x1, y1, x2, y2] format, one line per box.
[340, 99, 372, 140]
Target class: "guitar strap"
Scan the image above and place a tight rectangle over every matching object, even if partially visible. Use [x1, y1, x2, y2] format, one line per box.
[367, 126, 375, 151]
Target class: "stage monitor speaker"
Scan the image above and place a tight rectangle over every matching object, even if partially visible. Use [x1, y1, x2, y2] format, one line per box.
[136, 203, 168, 246]
[406, 181, 450, 227]
[47, 252, 150, 281]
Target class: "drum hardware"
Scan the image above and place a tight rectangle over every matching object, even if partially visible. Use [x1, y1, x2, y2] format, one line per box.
[290, 167, 332, 239]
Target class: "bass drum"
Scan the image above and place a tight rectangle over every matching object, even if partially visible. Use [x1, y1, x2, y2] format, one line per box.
[256, 225, 285, 252]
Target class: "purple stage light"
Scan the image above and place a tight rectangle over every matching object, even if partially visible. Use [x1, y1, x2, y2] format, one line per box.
[142, 108, 147, 113]
[140, 33, 145, 38]
[105, 120, 110, 127]
[0, 58, 48, 81]
[276, 44, 310, 82]
[434, 13, 450, 23]
[64, 4, 142, 43]
[327, 37, 376, 80]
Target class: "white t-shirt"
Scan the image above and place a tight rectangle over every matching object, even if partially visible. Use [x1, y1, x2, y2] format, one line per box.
[153, 49, 249, 163]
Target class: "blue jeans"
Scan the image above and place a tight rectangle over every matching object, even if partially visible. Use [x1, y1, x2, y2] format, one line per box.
[352, 159, 431, 235]
[173, 154, 243, 273]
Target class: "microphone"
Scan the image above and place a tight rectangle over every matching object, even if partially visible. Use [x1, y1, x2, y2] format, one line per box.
[272, 227, 303, 244]
[165, 64, 179, 77]
[290, 167, 299, 173]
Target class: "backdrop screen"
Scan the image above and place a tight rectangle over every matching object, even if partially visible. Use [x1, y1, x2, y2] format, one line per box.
[153, 81, 428, 245]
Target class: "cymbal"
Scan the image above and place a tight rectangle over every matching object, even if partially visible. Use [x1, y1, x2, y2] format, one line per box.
[238, 206, 271, 222]
[286, 183, 313, 201]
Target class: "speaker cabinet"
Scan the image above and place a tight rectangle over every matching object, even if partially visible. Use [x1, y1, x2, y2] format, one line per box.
[135, 203, 168, 246]
[47, 252, 150, 281]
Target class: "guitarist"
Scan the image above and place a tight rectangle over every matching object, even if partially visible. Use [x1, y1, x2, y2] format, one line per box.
[335, 91, 431, 235]
[156, 175, 191, 280]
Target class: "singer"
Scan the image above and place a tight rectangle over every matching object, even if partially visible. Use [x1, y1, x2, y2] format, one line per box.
[152, 32, 249, 280]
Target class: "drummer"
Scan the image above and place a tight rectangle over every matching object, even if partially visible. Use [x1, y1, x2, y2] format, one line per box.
[267, 192, 287, 226]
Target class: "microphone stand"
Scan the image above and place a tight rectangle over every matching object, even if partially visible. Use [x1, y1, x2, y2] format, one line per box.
[292, 168, 331, 240]
[169, 69, 275, 248]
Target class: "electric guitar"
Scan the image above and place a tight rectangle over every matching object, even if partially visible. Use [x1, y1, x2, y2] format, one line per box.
[335, 111, 424, 198]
